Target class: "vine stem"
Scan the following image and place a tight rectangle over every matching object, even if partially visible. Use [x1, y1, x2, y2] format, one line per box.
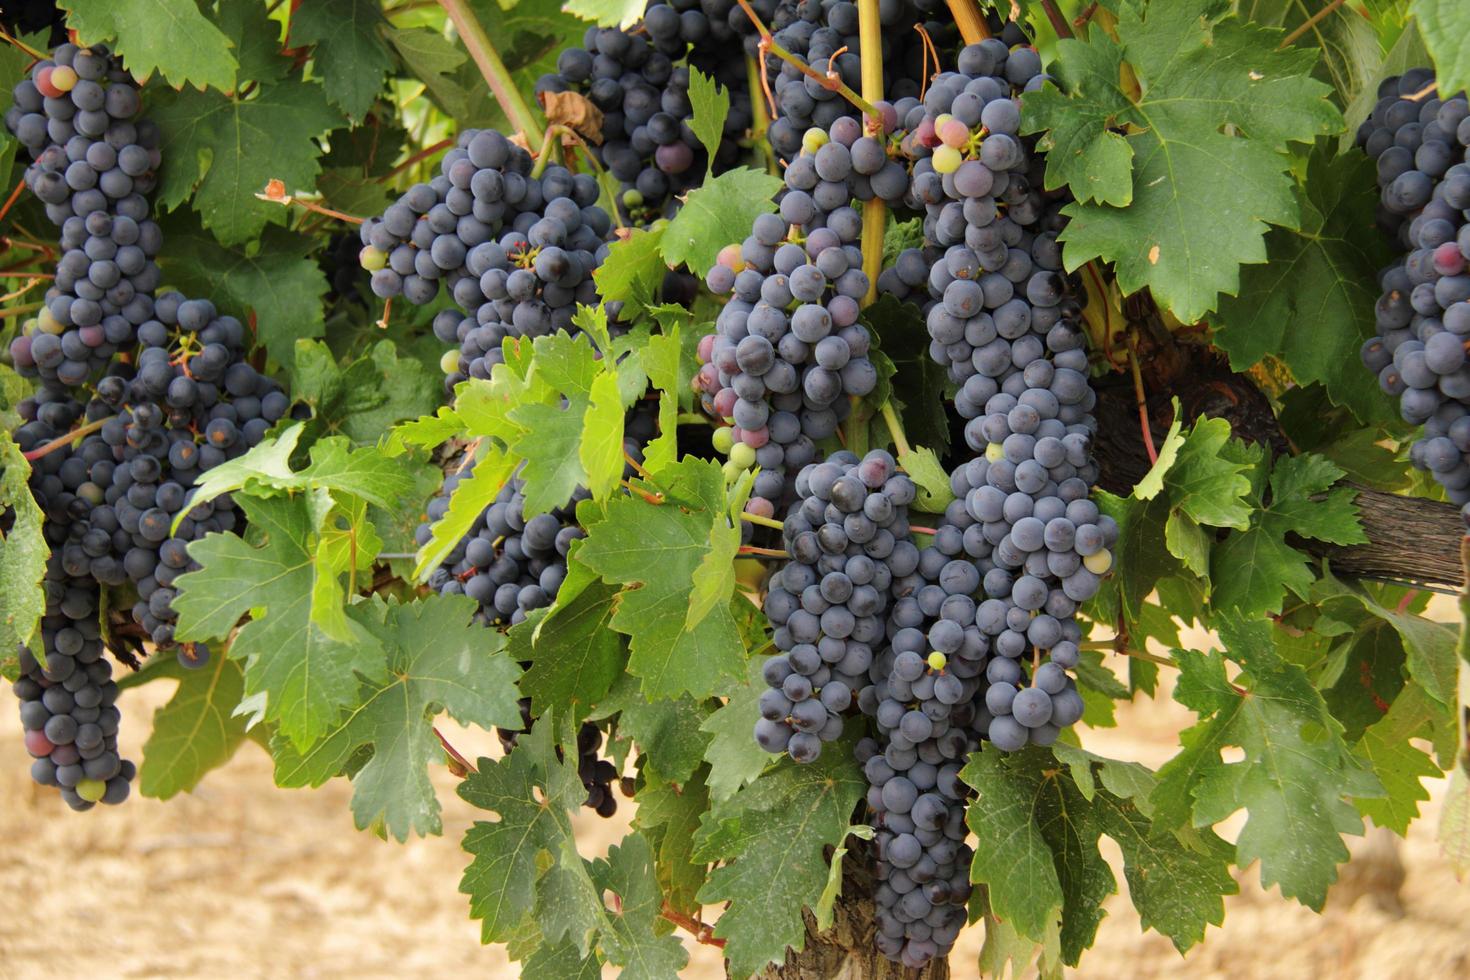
[745, 54, 777, 173]
[659, 903, 726, 948]
[739, 545, 789, 558]
[1126, 332, 1158, 465]
[257, 179, 365, 224]
[879, 401, 913, 457]
[622, 450, 652, 481]
[22, 415, 114, 462]
[622, 479, 665, 504]
[739, 511, 785, 531]
[0, 29, 44, 60]
[380, 137, 454, 182]
[438, 0, 544, 144]
[1039, 0, 1074, 39]
[0, 178, 28, 224]
[732, 0, 881, 120]
[1278, 0, 1348, 49]
[858, 0, 885, 309]
[0, 301, 41, 319]
[909, 525, 938, 535]
[944, 0, 991, 45]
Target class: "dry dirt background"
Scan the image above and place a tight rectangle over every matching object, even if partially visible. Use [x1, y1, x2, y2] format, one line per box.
[2, 640, 1468, 979]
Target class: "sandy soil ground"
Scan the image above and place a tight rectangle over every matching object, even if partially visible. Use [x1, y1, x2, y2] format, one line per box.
[2, 671, 1468, 980]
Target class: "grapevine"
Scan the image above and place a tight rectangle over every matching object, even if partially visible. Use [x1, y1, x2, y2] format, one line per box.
[1, 2, 1468, 979]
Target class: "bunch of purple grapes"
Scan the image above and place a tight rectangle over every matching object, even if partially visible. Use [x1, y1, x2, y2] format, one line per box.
[756, 450, 919, 762]
[1355, 71, 1470, 525]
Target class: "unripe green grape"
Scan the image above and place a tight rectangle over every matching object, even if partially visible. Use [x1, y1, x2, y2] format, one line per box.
[76, 777, 106, 803]
[729, 441, 757, 469]
[712, 426, 734, 454]
[932, 145, 963, 174]
[440, 349, 460, 375]
[359, 245, 387, 271]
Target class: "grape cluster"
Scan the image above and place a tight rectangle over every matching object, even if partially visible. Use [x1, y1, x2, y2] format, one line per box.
[358, 129, 618, 385]
[756, 450, 919, 762]
[538, 7, 752, 220]
[696, 123, 886, 520]
[892, 41, 1108, 752]
[1355, 71, 1470, 524]
[856, 531, 982, 967]
[497, 700, 624, 817]
[13, 555, 134, 810]
[6, 43, 163, 388]
[723, 0, 958, 161]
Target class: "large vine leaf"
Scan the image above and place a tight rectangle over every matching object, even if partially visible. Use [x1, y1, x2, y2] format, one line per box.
[700, 657, 773, 802]
[151, 77, 340, 245]
[138, 651, 249, 800]
[1153, 626, 1385, 909]
[1210, 453, 1365, 617]
[694, 743, 866, 976]
[156, 216, 328, 364]
[589, 833, 690, 978]
[0, 433, 46, 658]
[660, 168, 783, 275]
[596, 674, 712, 785]
[963, 745, 1237, 963]
[508, 570, 625, 721]
[60, 0, 237, 92]
[172, 494, 387, 749]
[1214, 147, 1395, 422]
[576, 458, 746, 700]
[1024, 0, 1343, 321]
[271, 594, 522, 841]
[289, 339, 442, 446]
[1413, 0, 1470, 98]
[291, 0, 392, 122]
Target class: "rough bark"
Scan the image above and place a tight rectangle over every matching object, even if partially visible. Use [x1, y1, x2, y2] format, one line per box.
[755, 840, 948, 980]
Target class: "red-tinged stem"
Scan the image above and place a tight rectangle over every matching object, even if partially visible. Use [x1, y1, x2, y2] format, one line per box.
[1396, 589, 1420, 615]
[660, 903, 726, 948]
[0, 179, 29, 223]
[623, 450, 652, 481]
[622, 479, 665, 504]
[1073, 2, 1100, 32]
[21, 415, 114, 462]
[1040, 0, 1073, 39]
[438, 0, 544, 144]
[381, 138, 455, 181]
[1278, 0, 1348, 49]
[909, 525, 938, 535]
[435, 727, 477, 777]
[733, 0, 880, 120]
[1126, 333, 1158, 465]
[739, 545, 789, 558]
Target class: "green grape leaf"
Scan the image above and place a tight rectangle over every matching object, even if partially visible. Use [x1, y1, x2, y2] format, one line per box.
[595, 227, 668, 319]
[1164, 416, 1256, 530]
[597, 675, 712, 784]
[660, 168, 783, 276]
[1153, 634, 1384, 909]
[1316, 571, 1460, 706]
[590, 833, 690, 978]
[524, 942, 601, 979]
[897, 445, 955, 514]
[156, 217, 329, 366]
[179, 424, 415, 525]
[288, 339, 442, 446]
[694, 744, 866, 976]
[1130, 407, 1185, 501]
[211, 0, 288, 85]
[964, 745, 1236, 961]
[272, 594, 522, 841]
[1413, 0, 1470, 99]
[510, 574, 625, 721]
[861, 294, 951, 455]
[460, 720, 588, 943]
[60, 0, 237, 91]
[576, 458, 746, 700]
[0, 433, 46, 660]
[414, 448, 520, 579]
[1353, 683, 1448, 834]
[1214, 147, 1393, 421]
[291, 0, 392, 122]
[633, 769, 710, 915]
[1095, 491, 1179, 622]
[172, 494, 387, 749]
[443, 0, 587, 130]
[687, 67, 730, 177]
[385, 25, 468, 104]
[641, 330, 682, 475]
[152, 76, 340, 245]
[700, 655, 773, 802]
[563, 0, 648, 29]
[138, 651, 249, 800]
[580, 371, 626, 503]
[1024, 1, 1342, 321]
[1210, 454, 1364, 617]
